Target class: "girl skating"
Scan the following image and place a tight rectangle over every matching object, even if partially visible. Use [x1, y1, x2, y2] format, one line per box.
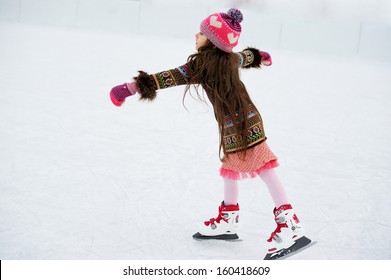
[110, 8, 312, 260]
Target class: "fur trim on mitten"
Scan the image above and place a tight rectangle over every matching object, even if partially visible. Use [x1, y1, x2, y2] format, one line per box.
[134, 71, 158, 101]
[242, 47, 262, 69]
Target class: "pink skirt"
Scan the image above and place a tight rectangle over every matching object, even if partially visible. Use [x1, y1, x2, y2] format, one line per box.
[220, 141, 279, 180]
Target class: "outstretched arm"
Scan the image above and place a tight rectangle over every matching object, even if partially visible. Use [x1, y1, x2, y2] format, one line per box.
[236, 47, 272, 68]
[110, 63, 192, 106]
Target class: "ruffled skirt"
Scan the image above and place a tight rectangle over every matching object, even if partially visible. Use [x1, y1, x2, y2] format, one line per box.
[220, 141, 279, 180]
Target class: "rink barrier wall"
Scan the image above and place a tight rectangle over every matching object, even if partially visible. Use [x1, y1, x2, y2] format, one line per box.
[0, 0, 390, 61]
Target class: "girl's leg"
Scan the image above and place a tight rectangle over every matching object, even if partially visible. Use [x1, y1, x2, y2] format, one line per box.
[223, 177, 238, 205]
[259, 169, 309, 257]
[258, 168, 289, 208]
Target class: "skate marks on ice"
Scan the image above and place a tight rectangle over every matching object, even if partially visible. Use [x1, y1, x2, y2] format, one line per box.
[263, 236, 317, 260]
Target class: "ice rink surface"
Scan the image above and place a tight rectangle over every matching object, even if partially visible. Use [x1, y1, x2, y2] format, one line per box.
[0, 22, 390, 260]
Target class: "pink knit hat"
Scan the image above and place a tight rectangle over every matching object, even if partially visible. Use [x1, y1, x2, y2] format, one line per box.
[200, 8, 243, 53]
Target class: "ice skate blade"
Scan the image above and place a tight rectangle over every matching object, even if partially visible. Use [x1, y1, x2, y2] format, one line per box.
[264, 236, 315, 260]
[193, 232, 240, 241]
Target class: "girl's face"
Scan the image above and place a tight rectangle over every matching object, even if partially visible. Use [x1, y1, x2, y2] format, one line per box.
[195, 32, 208, 50]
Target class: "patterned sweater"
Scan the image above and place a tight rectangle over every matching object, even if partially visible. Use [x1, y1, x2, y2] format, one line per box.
[134, 48, 266, 154]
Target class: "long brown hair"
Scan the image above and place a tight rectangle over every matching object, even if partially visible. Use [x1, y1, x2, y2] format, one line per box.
[185, 40, 253, 160]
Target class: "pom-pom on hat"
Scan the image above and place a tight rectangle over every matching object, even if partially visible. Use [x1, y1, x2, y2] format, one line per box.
[200, 8, 243, 53]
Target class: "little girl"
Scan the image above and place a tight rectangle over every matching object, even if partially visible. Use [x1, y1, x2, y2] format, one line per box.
[110, 8, 311, 259]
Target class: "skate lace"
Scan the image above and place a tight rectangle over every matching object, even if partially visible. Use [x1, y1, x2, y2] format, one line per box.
[267, 219, 288, 242]
[204, 207, 228, 226]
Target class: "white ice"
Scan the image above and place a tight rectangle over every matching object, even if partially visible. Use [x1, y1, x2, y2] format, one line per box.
[0, 20, 390, 260]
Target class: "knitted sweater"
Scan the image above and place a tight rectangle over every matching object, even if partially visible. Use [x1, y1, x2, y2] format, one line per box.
[134, 47, 266, 154]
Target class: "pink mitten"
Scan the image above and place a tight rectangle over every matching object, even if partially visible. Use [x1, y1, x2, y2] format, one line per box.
[110, 82, 139, 107]
[260, 51, 272, 66]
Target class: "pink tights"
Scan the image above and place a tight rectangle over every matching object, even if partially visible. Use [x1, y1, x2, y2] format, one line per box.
[223, 169, 289, 208]
[223, 177, 238, 206]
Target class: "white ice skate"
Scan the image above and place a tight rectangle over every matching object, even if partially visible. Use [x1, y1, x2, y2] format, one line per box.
[264, 204, 312, 260]
[193, 202, 240, 240]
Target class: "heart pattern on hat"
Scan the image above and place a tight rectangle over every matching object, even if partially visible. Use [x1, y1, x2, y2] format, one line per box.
[210, 15, 222, 28]
[227, 33, 238, 44]
[200, 9, 243, 52]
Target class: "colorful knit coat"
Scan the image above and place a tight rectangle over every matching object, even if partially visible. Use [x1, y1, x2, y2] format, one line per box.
[133, 47, 266, 154]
